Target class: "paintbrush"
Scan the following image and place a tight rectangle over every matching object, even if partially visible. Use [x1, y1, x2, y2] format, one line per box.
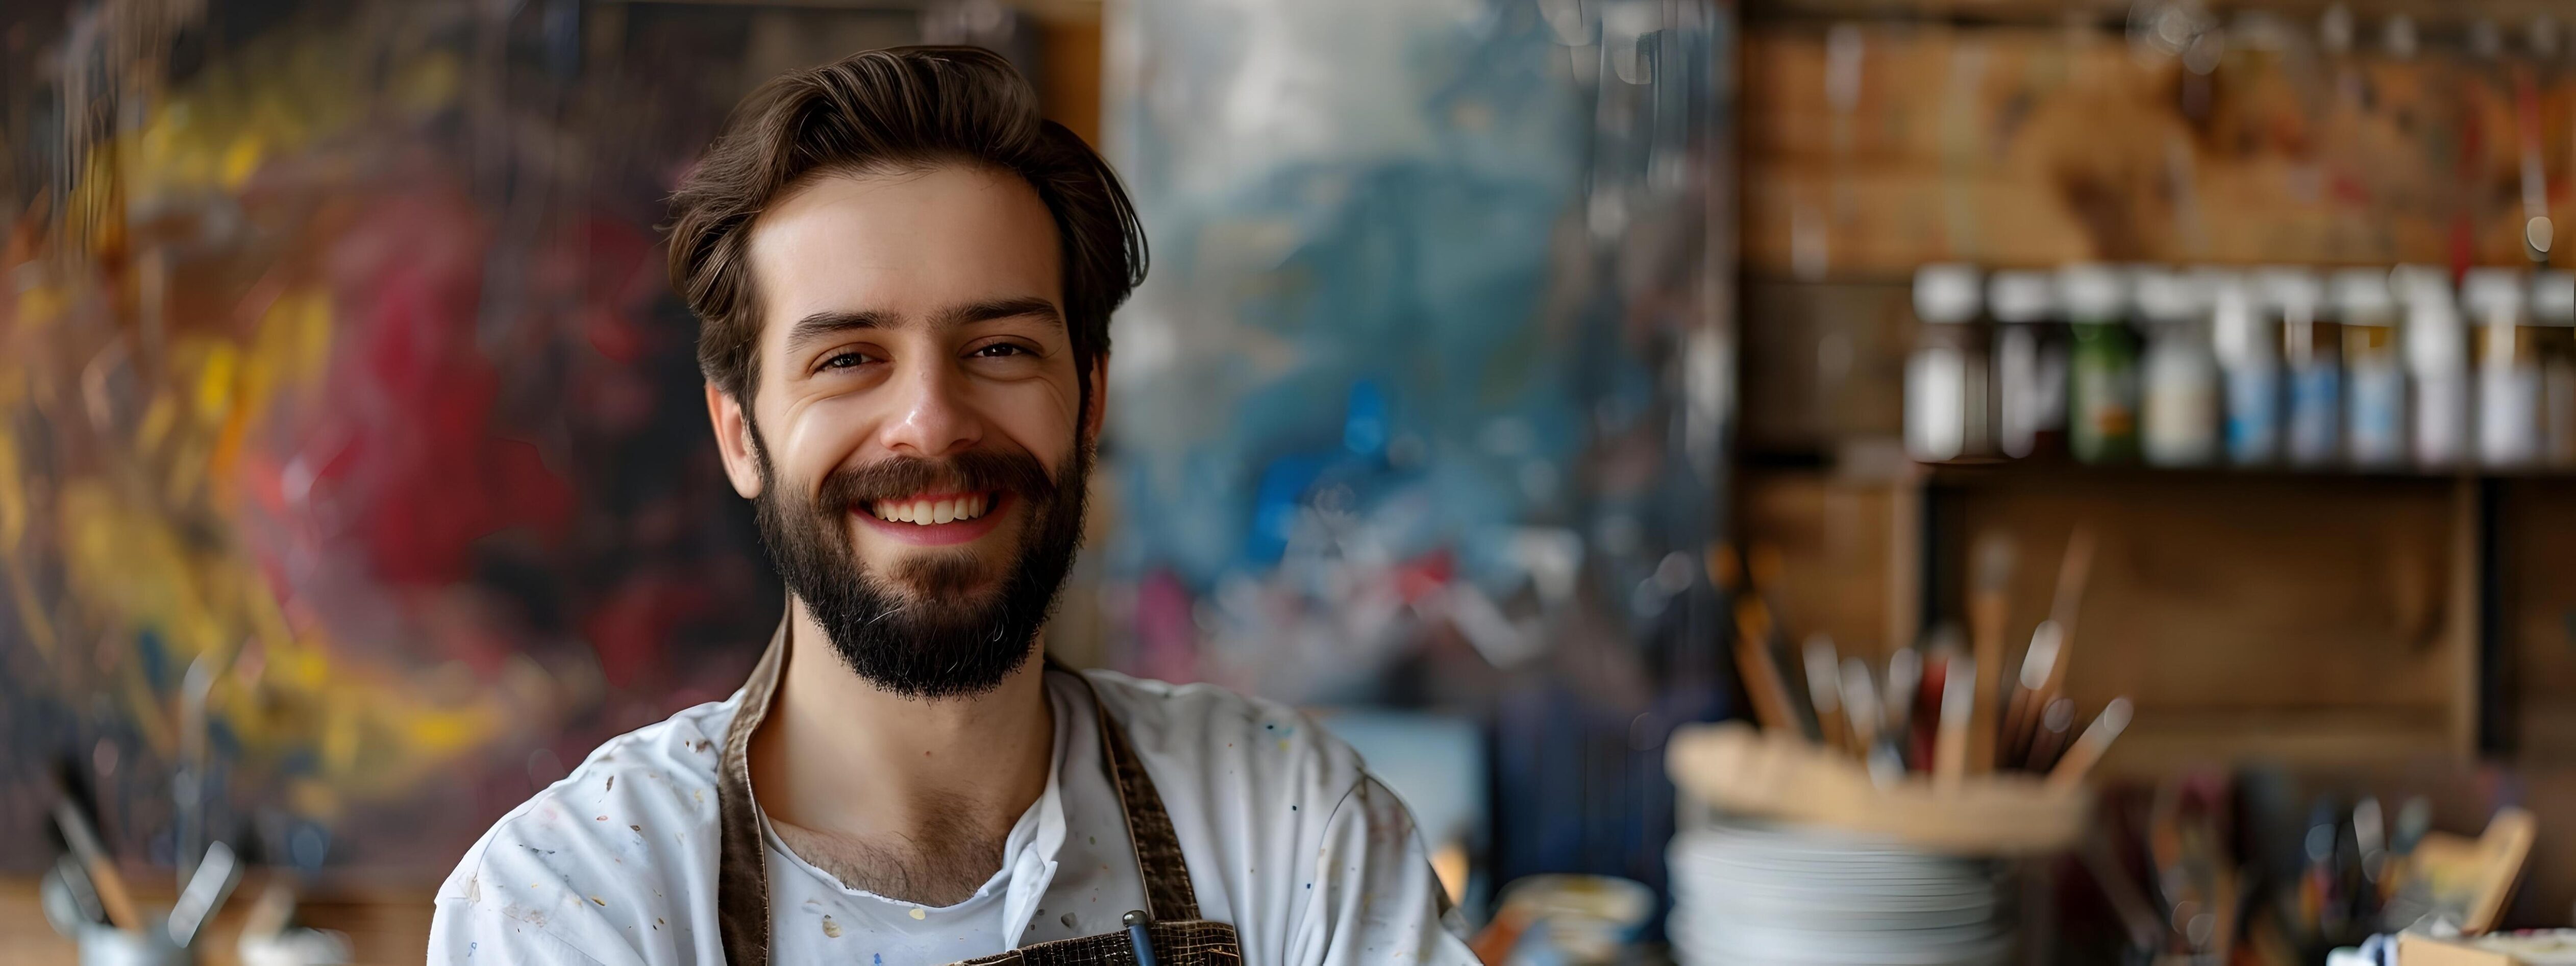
[1839, 657, 1903, 784]
[1744, 544, 1826, 740]
[1913, 627, 1964, 771]
[2048, 697, 2133, 790]
[1967, 535, 2015, 773]
[241, 879, 300, 943]
[1747, 544, 1788, 608]
[1803, 635, 1851, 755]
[1844, 659, 1906, 788]
[2000, 621, 2063, 768]
[50, 768, 141, 932]
[1935, 655, 1975, 791]
[1839, 657, 1881, 750]
[2025, 697, 2076, 773]
[1733, 598, 1803, 737]
[1883, 647, 1921, 769]
[2032, 528, 2097, 718]
[167, 840, 240, 948]
[1722, 543, 1820, 741]
[52, 855, 106, 926]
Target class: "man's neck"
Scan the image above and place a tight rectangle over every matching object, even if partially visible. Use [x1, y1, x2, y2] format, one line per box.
[747, 599, 1055, 905]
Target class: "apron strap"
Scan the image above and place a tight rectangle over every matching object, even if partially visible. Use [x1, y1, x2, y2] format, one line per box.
[714, 618, 789, 966]
[715, 625, 1203, 964]
[1059, 660, 1202, 922]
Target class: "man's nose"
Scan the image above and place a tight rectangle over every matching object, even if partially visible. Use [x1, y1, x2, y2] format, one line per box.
[876, 357, 983, 458]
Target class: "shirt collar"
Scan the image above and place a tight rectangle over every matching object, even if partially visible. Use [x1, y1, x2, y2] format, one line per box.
[735, 611, 1074, 946]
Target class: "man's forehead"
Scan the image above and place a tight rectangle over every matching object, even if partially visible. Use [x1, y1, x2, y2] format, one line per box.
[745, 166, 1063, 336]
[749, 166, 1045, 259]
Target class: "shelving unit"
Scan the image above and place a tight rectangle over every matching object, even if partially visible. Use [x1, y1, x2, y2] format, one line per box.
[1726, 0, 2576, 924]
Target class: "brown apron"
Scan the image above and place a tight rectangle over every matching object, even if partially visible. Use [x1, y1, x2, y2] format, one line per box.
[714, 625, 1243, 965]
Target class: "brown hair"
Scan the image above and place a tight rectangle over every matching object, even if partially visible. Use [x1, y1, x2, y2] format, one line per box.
[666, 46, 1146, 406]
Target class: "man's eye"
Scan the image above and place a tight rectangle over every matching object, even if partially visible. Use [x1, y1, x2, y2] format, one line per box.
[972, 344, 1030, 358]
[822, 352, 872, 369]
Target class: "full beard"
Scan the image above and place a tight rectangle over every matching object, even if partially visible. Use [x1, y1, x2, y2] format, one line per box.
[750, 431, 1092, 699]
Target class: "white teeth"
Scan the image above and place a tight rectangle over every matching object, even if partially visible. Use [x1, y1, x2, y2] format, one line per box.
[872, 494, 992, 525]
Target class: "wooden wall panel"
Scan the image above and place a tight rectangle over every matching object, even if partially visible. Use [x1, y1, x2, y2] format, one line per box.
[1742, 24, 2576, 276]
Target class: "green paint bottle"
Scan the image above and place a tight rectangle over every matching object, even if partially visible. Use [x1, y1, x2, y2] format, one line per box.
[2060, 264, 2138, 464]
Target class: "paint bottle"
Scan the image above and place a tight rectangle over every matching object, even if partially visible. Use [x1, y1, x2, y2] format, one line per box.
[2466, 268, 2540, 468]
[2336, 269, 2406, 469]
[2399, 267, 2469, 469]
[1990, 270, 2066, 460]
[2208, 271, 2278, 465]
[2535, 270, 2576, 467]
[1906, 263, 1991, 462]
[2060, 264, 2138, 464]
[2266, 268, 2341, 467]
[2138, 267, 2219, 466]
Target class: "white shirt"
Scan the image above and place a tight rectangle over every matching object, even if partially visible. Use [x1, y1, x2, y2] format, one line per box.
[428, 666, 1479, 964]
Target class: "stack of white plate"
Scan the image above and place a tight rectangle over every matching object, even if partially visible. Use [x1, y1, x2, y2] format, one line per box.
[1668, 820, 2013, 965]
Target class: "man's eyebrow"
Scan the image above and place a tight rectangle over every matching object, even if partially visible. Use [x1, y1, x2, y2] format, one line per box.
[780, 299, 1061, 355]
[782, 309, 897, 354]
[935, 296, 1063, 329]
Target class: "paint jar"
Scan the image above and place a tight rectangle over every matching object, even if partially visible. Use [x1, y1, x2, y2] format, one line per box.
[2138, 267, 2219, 466]
[2060, 264, 2138, 464]
[1990, 270, 2066, 460]
[1905, 263, 1991, 463]
[2536, 270, 2576, 467]
[2336, 269, 2406, 469]
[2209, 271, 2278, 466]
[2265, 268, 2340, 468]
[2399, 267, 2469, 469]
[2467, 268, 2541, 468]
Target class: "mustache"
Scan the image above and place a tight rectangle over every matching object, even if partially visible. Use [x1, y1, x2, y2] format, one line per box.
[811, 447, 1058, 512]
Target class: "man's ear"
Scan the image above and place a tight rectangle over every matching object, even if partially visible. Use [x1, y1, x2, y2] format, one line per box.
[706, 382, 766, 500]
[1081, 354, 1109, 442]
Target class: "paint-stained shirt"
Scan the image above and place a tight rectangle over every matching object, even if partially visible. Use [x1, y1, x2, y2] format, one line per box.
[426, 667, 1478, 965]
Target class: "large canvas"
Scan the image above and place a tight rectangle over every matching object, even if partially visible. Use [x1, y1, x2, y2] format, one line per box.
[1102, 0, 1734, 891]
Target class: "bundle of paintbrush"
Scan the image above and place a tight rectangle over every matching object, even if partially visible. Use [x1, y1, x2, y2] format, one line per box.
[1717, 530, 2132, 791]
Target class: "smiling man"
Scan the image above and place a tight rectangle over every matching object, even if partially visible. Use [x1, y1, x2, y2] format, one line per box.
[427, 47, 1478, 966]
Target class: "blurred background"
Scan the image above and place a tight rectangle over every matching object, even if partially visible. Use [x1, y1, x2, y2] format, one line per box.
[2, 0, 2574, 963]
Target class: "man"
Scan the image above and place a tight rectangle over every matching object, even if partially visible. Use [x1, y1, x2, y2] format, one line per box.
[428, 47, 1478, 965]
